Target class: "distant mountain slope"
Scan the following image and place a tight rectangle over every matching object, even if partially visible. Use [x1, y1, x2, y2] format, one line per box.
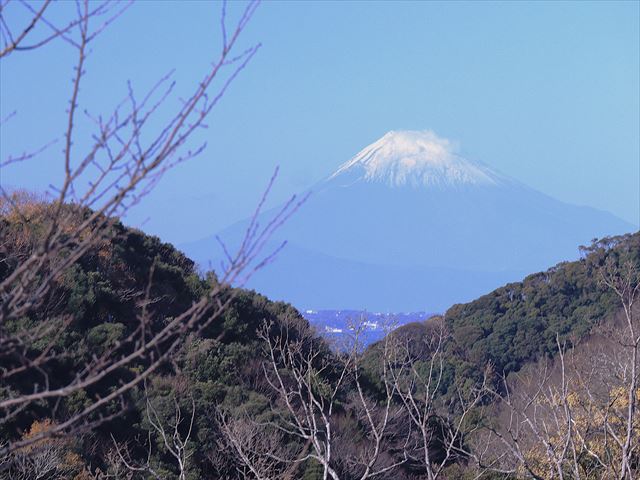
[182, 130, 634, 311]
[224, 243, 526, 311]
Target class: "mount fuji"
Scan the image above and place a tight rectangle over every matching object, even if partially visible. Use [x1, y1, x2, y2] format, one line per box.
[182, 130, 634, 312]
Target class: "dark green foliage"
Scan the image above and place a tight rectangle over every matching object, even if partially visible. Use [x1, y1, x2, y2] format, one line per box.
[447, 233, 638, 388]
[302, 459, 325, 480]
[1, 208, 206, 432]
[0, 207, 314, 477]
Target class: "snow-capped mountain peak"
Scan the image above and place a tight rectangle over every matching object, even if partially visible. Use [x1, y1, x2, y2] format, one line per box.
[329, 130, 503, 188]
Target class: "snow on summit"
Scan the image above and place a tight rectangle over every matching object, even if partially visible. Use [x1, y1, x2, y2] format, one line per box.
[330, 130, 502, 188]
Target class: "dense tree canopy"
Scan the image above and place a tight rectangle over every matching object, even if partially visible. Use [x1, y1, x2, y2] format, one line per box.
[1, 200, 637, 479]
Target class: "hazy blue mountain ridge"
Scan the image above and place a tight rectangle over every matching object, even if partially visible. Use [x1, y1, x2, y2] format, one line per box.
[182, 131, 634, 312]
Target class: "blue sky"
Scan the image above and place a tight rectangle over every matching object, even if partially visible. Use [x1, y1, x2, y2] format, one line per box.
[1, 0, 638, 243]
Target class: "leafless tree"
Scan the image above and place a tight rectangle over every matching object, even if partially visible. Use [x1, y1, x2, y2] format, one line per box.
[1, 0, 304, 457]
[601, 259, 640, 480]
[215, 410, 297, 480]
[0, 419, 86, 479]
[89, 445, 135, 480]
[259, 318, 346, 480]
[106, 391, 195, 480]
[226, 317, 406, 480]
[145, 394, 195, 480]
[481, 342, 588, 480]
[384, 318, 488, 480]
[222, 315, 491, 480]
[6, 443, 67, 480]
[477, 261, 639, 480]
[0, 1, 131, 60]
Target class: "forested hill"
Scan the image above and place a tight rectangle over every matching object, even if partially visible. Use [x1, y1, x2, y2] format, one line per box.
[378, 231, 640, 396]
[0, 201, 317, 478]
[2, 199, 638, 479]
